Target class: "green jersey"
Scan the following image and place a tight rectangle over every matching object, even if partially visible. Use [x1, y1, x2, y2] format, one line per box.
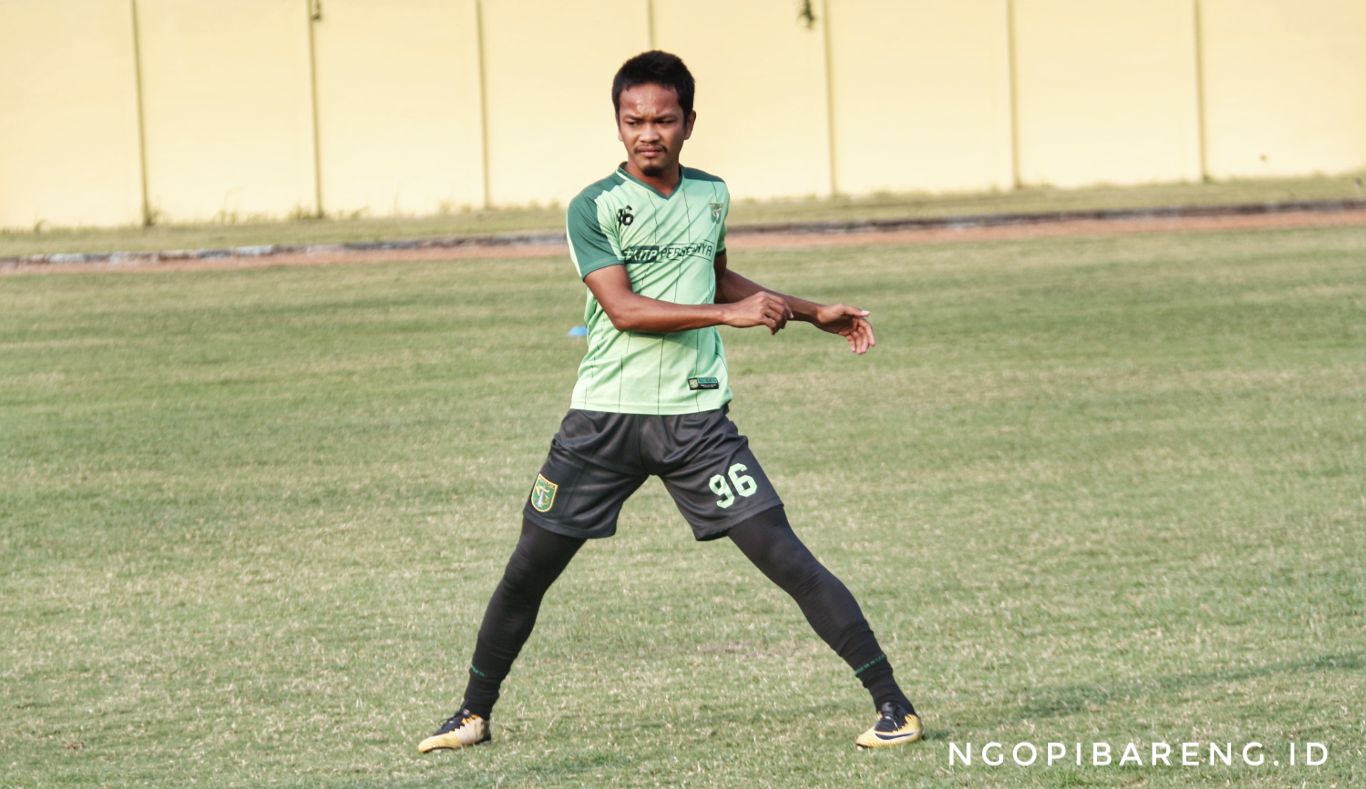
[566, 165, 731, 415]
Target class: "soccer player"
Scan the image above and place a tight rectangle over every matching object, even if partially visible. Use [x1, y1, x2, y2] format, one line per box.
[419, 50, 921, 752]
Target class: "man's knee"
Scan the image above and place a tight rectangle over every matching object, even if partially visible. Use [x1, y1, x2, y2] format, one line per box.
[730, 507, 827, 590]
[499, 517, 583, 600]
[499, 545, 541, 599]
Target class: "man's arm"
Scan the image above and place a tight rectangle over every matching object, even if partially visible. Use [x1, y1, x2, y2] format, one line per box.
[713, 251, 877, 355]
[583, 264, 789, 334]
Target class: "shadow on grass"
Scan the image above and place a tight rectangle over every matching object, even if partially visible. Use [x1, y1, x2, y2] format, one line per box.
[1016, 651, 1363, 721]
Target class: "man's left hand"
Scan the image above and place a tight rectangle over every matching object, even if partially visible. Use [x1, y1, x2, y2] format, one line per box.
[813, 304, 876, 355]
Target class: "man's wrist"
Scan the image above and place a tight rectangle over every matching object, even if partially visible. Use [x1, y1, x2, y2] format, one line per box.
[790, 299, 823, 323]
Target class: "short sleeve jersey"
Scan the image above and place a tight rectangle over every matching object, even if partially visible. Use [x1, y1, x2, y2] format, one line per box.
[566, 164, 731, 415]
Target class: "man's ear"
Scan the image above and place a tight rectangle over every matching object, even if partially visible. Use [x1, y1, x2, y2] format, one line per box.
[684, 111, 697, 140]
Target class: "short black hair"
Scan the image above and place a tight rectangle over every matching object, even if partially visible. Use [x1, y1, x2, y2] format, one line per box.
[612, 50, 695, 117]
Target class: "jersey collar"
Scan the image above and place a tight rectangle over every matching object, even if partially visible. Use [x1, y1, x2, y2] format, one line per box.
[616, 163, 686, 200]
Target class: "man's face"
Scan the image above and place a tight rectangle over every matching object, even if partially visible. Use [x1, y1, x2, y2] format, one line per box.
[616, 82, 695, 179]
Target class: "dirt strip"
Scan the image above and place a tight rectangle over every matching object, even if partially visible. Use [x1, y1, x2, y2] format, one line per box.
[4, 207, 1365, 276]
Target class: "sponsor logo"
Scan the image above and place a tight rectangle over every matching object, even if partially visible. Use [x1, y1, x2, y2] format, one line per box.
[530, 474, 558, 512]
[622, 240, 715, 264]
[688, 376, 720, 390]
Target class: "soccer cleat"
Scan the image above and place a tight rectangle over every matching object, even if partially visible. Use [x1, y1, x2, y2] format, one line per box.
[855, 701, 923, 749]
[417, 708, 491, 753]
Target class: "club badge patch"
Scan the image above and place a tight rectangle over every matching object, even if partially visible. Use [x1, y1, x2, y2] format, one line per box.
[530, 474, 559, 512]
[709, 202, 723, 222]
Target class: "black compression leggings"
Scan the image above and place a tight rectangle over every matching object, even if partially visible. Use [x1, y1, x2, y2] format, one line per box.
[462, 519, 585, 716]
[461, 508, 906, 717]
[726, 507, 906, 708]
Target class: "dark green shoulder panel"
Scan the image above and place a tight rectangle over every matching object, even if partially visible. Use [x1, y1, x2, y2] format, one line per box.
[567, 172, 627, 279]
[682, 166, 725, 184]
[574, 171, 624, 205]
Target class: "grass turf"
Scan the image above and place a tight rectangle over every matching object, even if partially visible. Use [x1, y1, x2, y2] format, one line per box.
[2, 172, 1363, 258]
[2, 224, 1363, 786]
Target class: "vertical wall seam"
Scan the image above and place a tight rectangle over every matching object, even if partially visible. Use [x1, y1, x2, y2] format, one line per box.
[1192, 0, 1210, 181]
[474, 0, 493, 208]
[305, 0, 324, 216]
[646, 0, 656, 49]
[129, 0, 152, 226]
[820, 0, 838, 196]
[1005, 0, 1023, 189]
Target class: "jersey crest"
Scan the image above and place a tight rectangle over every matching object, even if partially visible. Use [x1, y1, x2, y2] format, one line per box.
[530, 474, 559, 512]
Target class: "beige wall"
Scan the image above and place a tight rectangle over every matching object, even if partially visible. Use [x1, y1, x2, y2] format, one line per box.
[1200, 0, 1366, 178]
[826, 0, 1013, 194]
[480, 0, 648, 206]
[655, 0, 832, 200]
[2, 0, 1364, 231]
[1012, 0, 1202, 188]
[137, 0, 317, 223]
[0, 0, 143, 229]
[312, 0, 485, 216]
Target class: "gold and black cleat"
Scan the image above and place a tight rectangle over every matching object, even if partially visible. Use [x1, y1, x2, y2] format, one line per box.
[855, 701, 923, 750]
[417, 708, 491, 753]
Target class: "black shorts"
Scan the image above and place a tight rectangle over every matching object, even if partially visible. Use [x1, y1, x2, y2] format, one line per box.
[522, 407, 784, 541]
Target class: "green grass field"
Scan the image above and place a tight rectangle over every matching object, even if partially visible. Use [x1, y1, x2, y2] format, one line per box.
[2, 224, 1363, 786]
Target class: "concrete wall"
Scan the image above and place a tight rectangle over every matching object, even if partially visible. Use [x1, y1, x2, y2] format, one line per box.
[481, 0, 649, 206]
[1200, 0, 1366, 178]
[655, 0, 832, 200]
[312, 0, 485, 216]
[1, 0, 1363, 230]
[136, 0, 317, 223]
[1012, 0, 1203, 188]
[825, 0, 1014, 194]
[0, 0, 143, 229]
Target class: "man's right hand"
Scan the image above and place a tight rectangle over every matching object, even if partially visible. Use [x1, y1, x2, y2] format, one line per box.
[722, 291, 793, 333]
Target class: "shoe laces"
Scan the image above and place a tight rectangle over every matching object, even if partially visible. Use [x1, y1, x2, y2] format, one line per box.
[437, 710, 480, 734]
[875, 701, 912, 728]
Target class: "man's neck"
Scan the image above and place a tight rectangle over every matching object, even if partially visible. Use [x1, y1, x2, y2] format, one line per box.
[625, 162, 681, 197]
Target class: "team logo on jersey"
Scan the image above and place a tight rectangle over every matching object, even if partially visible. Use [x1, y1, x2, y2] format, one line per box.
[616, 206, 634, 226]
[530, 474, 559, 512]
[709, 202, 723, 222]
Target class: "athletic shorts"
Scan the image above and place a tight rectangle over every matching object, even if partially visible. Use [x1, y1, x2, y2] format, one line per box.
[522, 407, 783, 541]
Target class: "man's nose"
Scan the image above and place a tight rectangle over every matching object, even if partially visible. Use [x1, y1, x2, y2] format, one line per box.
[639, 123, 661, 140]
